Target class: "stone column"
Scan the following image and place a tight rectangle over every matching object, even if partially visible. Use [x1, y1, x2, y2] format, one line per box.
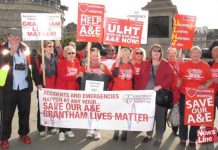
[142, 0, 178, 54]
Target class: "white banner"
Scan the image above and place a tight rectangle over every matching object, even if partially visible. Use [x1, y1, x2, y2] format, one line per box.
[39, 88, 156, 131]
[21, 13, 61, 41]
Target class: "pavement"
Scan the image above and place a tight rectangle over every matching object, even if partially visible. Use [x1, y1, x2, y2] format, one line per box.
[6, 87, 218, 150]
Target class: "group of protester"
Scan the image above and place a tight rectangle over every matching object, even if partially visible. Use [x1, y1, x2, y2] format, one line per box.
[0, 28, 218, 149]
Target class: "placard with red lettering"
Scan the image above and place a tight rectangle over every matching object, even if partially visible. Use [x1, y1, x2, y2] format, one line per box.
[38, 88, 156, 131]
[171, 14, 196, 49]
[77, 3, 104, 42]
[197, 127, 217, 144]
[103, 18, 143, 47]
[21, 13, 61, 41]
[184, 88, 215, 126]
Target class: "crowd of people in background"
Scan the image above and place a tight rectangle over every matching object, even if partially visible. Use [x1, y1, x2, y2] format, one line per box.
[0, 29, 218, 149]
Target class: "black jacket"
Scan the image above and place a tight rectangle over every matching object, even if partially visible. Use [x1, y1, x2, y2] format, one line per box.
[0, 51, 33, 92]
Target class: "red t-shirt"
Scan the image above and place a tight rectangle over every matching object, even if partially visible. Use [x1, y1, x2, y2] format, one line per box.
[56, 59, 80, 90]
[179, 60, 212, 94]
[210, 62, 218, 92]
[112, 63, 135, 90]
[133, 62, 141, 90]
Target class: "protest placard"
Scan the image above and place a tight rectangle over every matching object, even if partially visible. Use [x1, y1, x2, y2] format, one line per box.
[171, 14, 196, 49]
[21, 13, 61, 41]
[77, 3, 104, 42]
[184, 88, 214, 126]
[103, 18, 143, 48]
[39, 88, 156, 131]
[197, 127, 217, 144]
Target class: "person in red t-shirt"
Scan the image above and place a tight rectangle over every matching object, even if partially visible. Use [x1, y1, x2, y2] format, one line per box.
[177, 46, 213, 148]
[56, 46, 81, 141]
[131, 47, 146, 90]
[111, 47, 135, 141]
[31, 40, 58, 137]
[209, 46, 218, 105]
[167, 47, 183, 136]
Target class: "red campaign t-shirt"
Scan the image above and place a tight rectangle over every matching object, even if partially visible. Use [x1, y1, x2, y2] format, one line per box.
[56, 59, 80, 90]
[179, 60, 212, 94]
[134, 63, 141, 76]
[112, 63, 135, 90]
[210, 63, 218, 92]
[80, 64, 112, 76]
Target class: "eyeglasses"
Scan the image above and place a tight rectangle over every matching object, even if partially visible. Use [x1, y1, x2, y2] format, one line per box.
[136, 52, 143, 55]
[67, 52, 75, 55]
[108, 49, 114, 52]
[152, 49, 161, 53]
[47, 46, 54, 48]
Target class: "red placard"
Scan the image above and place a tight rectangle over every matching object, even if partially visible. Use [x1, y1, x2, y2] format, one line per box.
[171, 14, 196, 49]
[197, 127, 217, 144]
[103, 18, 143, 48]
[184, 88, 214, 126]
[77, 3, 104, 42]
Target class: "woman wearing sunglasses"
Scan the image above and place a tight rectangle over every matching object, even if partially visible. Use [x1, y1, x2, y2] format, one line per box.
[139, 44, 174, 147]
[131, 47, 146, 90]
[56, 46, 81, 142]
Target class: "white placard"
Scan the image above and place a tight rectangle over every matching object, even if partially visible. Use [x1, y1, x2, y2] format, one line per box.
[21, 13, 61, 41]
[85, 80, 104, 92]
[39, 88, 156, 131]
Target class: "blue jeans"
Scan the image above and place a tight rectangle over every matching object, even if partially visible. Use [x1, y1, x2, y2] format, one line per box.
[179, 94, 199, 142]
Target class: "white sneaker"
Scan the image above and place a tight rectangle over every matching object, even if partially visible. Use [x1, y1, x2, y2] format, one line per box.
[66, 131, 75, 138]
[94, 130, 101, 139]
[50, 128, 58, 134]
[39, 131, 47, 137]
[59, 132, 65, 142]
[86, 129, 94, 138]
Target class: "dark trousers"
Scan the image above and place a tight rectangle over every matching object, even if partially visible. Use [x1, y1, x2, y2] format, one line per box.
[37, 90, 53, 132]
[59, 128, 70, 133]
[179, 94, 199, 142]
[1, 88, 31, 140]
[147, 105, 167, 140]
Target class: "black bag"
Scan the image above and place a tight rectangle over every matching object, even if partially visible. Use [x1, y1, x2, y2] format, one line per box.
[151, 65, 173, 108]
[156, 89, 173, 108]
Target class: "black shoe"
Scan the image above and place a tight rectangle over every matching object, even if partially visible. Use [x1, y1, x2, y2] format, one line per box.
[153, 140, 161, 147]
[121, 131, 127, 141]
[142, 136, 152, 143]
[113, 131, 119, 141]
[180, 140, 186, 146]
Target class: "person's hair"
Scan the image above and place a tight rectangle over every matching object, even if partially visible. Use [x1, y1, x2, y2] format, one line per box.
[44, 40, 54, 48]
[135, 47, 146, 61]
[63, 46, 76, 58]
[167, 47, 177, 54]
[148, 44, 163, 61]
[190, 46, 202, 54]
[118, 47, 132, 61]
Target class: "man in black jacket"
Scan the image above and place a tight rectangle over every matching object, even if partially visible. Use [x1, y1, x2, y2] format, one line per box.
[0, 28, 33, 149]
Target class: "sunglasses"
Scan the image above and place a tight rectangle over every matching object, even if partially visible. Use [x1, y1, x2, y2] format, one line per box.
[136, 52, 143, 55]
[47, 46, 54, 48]
[108, 49, 114, 52]
[68, 52, 75, 55]
[152, 49, 161, 53]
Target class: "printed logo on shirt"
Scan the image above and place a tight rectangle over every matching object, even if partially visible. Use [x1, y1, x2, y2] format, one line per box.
[211, 68, 218, 78]
[119, 69, 133, 80]
[135, 67, 140, 75]
[66, 67, 77, 76]
[186, 69, 203, 80]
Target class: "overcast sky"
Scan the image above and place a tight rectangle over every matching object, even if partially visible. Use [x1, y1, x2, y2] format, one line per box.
[61, 0, 218, 29]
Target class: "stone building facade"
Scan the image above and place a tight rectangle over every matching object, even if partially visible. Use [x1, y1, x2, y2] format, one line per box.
[0, 0, 66, 50]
